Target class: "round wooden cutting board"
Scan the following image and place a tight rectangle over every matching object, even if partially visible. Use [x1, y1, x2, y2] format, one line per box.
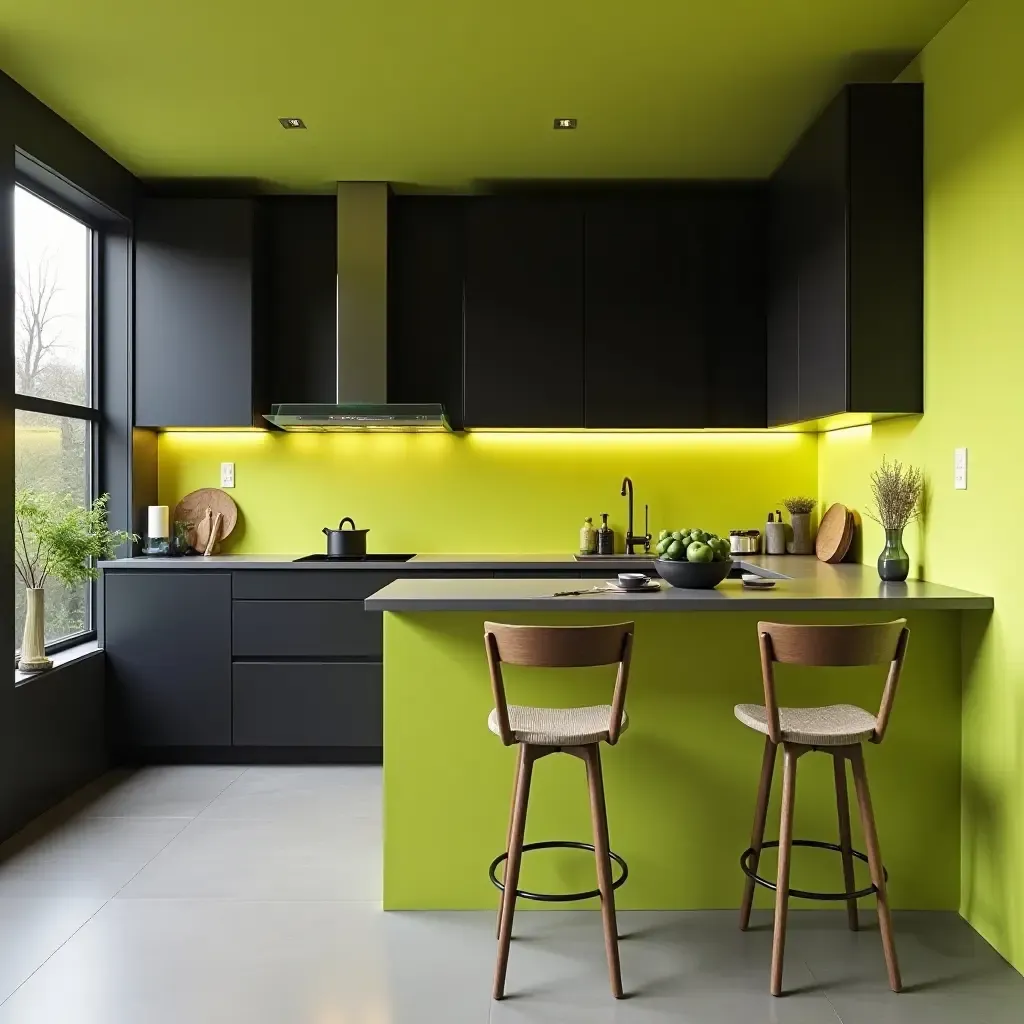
[815, 502, 854, 563]
[173, 488, 238, 551]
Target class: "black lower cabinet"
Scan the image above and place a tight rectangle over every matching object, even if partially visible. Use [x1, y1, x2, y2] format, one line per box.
[105, 572, 232, 748]
[232, 601, 382, 659]
[232, 663, 382, 747]
[102, 566, 632, 763]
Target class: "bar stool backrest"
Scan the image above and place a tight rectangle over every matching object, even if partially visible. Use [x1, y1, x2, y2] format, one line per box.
[757, 620, 910, 744]
[483, 621, 634, 745]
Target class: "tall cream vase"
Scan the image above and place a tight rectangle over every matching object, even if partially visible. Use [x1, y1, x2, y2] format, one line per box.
[19, 587, 52, 672]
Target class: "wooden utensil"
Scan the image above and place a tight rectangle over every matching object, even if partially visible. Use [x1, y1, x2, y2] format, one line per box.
[204, 511, 224, 557]
[815, 503, 854, 563]
[174, 488, 238, 551]
[194, 508, 213, 552]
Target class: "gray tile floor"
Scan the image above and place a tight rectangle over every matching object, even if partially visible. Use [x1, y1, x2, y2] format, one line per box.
[0, 765, 1020, 1022]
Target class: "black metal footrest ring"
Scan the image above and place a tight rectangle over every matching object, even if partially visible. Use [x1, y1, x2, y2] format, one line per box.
[740, 839, 887, 902]
[489, 840, 628, 903]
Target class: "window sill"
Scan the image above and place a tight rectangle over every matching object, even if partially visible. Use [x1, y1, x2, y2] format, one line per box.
[15, 640, 102, 687]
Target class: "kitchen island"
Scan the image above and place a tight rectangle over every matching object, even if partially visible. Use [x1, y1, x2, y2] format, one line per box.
[366, 560, 991, 911]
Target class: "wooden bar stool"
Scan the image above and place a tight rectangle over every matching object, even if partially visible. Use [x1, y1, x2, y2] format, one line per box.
[484, 620, 633, 1001]
[736, 619, 909, 996]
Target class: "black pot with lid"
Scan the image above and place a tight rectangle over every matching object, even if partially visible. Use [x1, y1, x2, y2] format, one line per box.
[323, 517, 369, 558]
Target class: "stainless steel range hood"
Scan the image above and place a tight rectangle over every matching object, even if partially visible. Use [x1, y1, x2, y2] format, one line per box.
[264, 182, 452, 432]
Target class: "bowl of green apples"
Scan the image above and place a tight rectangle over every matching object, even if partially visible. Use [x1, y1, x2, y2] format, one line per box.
[653, 528, 733, 589]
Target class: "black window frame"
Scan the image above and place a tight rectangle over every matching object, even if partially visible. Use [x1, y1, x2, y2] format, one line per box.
[12, 175, 104, 657]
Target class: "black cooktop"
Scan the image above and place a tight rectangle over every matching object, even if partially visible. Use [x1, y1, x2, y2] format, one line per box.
[293, 554, 416, 563]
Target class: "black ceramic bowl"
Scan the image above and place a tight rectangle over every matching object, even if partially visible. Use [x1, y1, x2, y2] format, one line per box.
[654, 557, 732, 590]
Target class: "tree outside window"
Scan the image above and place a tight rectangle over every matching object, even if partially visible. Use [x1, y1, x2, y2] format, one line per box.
[13, 185, 96, 652]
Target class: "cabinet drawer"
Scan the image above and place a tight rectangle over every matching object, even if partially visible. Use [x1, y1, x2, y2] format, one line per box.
[232, 662, 381, 746]
[232, 571, 398, 601]
[232, 601, 381, 658]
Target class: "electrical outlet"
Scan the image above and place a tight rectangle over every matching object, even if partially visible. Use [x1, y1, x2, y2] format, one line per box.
[220, 462, 235, 488]
[954, 448, 968, 490]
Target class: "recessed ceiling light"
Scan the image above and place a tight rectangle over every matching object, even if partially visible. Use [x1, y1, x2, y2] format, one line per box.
[553, 118, 577, 130]
[279, 117, 307, 130]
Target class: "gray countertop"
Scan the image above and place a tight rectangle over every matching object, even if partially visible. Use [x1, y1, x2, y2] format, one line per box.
[99, 552, 668, 572]
[362, 556, 993, 612]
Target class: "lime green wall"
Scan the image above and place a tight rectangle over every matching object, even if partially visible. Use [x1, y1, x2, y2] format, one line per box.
[818, 0, 1023, 973]
[157, 431, 816, 553]
[384, 609, 961, 910]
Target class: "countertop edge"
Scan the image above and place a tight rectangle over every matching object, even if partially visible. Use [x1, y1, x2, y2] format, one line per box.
[364, 595, 995, 612]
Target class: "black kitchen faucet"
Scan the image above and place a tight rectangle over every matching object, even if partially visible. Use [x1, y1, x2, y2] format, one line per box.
[620, 476, 651, 555]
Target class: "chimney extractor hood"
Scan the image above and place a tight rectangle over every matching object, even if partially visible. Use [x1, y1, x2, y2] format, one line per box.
[263, 403, 450, 432]
[263, 182, 453, 433]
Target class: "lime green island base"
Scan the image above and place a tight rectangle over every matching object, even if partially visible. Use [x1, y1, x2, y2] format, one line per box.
[382, 605, 969, 912]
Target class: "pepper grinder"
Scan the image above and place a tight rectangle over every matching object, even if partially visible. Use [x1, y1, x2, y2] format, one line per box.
[596, 513, 616, 555]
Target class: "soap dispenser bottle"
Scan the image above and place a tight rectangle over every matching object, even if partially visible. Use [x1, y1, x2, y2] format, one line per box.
[579, 517, 597, 555]
[596, 513, 615, 555]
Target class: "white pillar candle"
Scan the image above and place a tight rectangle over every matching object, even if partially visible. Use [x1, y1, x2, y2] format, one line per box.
[147, 505, 170, 539]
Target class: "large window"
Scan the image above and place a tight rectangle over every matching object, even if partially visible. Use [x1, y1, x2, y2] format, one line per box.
[13, 184, 98, 654]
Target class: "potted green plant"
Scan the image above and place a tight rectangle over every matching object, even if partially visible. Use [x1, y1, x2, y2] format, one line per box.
[14, 491, 136, 672]
[866, 457, 923, 582]
[781, 496, 816, 555]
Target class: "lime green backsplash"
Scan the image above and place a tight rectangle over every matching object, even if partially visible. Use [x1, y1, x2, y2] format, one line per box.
[819, 0, 1024, 973]
[157, 431, 817, 553]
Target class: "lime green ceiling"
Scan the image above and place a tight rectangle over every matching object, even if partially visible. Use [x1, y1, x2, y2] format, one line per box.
[0, 0, 965, 191]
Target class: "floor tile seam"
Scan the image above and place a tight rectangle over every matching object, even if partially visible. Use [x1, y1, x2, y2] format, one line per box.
[112, 893, 387, 903]
[803, 957, 845, 1022]
[105, 769, 252, 901]
[0, 896, 110, 1009]
[74, 766, 250, 821]
[103, 896, 385, 907]
[190, 813, 382, 825]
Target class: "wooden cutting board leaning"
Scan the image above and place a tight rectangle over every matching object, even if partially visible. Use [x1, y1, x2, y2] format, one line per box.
[173, 488, 238, 555]
[815, 502, 854, 563]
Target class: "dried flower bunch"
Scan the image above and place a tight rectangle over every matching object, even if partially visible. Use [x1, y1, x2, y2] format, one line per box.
[866, 457, 923, 531]
[781, 496, 816, 515]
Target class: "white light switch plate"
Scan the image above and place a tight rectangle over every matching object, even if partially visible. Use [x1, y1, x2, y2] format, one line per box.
[220, 462, 235, 488]
[954, 448, 968, 490]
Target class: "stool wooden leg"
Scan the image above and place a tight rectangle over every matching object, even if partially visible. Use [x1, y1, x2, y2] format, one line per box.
[850, 745, 902, 993]
[584, 743, 624, 999]
[740, 737, 777, 930]
[833, 752, 860, 932]
[770, 744, 799, 996]
[496, 744, 524, 939]
[493, 744, 534, 1000]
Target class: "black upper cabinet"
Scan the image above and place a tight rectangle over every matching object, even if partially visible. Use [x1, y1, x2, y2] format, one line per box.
[700, 188, 767, 428]
[766, 168, 801, 426]
[262, 196, 338, 406]
[464, 198, 584, 428]
[135, 198, 259, 427]
[767, 84, 923, 425]
[388, 196, 466, 428]
[585, 189, 766, 429]
[585, 196, 708, 428]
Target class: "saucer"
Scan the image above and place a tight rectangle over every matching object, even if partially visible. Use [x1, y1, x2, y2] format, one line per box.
[608, 579, 661, 592]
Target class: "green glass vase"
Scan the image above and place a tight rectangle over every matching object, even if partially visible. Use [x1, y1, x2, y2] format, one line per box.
[877, 527, 910, 582]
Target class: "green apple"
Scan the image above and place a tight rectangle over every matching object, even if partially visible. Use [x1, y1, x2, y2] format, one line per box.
[687, 541, 714, 563]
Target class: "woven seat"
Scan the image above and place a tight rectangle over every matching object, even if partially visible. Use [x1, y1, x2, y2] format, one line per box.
[734, 702, 876, 746]
[488, 704, 629, 746]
